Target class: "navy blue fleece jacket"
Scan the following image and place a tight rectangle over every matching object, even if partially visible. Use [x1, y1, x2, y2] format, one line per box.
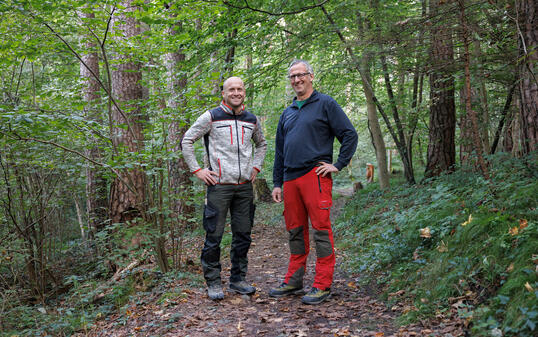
[273, 90, 358, 188]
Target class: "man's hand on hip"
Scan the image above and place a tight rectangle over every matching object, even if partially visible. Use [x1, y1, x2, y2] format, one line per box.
[315, 162, 339, 177]
[194, 169, 219, 185]
[272, 187, 282, 203]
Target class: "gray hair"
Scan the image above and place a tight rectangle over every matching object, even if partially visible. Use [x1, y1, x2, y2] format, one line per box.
[288, 59, 314, 76]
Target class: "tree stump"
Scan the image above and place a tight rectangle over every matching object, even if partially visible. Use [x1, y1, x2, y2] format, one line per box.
[253, 178, 272, 202]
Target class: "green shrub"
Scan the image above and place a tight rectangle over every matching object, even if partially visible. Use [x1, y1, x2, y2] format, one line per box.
[336, 152, 538, 336]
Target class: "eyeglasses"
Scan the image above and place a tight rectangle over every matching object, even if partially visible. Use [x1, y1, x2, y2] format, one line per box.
[288, 72, 310, 80]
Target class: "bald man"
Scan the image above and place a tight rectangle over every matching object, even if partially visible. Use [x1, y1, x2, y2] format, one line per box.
[181, 77, 267, 300]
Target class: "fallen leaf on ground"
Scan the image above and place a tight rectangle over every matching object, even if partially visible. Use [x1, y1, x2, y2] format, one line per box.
[524, 282, 534, 292]
[419, 227, 431, 238]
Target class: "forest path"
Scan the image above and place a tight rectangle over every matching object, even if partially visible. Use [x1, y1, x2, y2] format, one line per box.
[83, 188, 463, 336]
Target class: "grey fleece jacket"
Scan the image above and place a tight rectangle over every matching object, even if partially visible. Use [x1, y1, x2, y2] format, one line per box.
[181, 102, 267, 184]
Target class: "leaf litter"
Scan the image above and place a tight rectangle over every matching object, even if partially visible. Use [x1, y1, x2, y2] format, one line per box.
[77, 191, 467, 336]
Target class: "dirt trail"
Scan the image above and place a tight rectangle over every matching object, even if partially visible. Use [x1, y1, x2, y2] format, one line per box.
[83, 191, 463, 336]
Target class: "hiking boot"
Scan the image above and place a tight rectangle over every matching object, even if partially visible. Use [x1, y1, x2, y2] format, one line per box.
[301, 287, 331, 304]
[268, 282, 304, 298]
[207, 284, 224, 300]
[229, 280, 256, 295]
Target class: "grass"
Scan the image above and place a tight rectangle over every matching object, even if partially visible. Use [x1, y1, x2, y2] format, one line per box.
[335, 152, 538, 336]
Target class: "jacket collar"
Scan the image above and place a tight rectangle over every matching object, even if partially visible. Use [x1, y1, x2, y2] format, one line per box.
[292, 90, 319, 108]
[220, 101, 245, 115]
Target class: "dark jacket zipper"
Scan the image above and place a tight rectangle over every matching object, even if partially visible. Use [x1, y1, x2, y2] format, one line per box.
[234, 113, 241, 184]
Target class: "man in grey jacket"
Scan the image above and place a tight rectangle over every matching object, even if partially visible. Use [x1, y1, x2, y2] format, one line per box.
[181, 77, 267, 300]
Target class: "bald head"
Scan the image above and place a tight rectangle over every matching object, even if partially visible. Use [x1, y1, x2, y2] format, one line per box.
[221, 76, 246, 112]
[222, 76, 244, 91]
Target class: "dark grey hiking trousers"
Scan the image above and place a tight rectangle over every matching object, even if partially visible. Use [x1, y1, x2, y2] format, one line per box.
[201, 183, 255, 286]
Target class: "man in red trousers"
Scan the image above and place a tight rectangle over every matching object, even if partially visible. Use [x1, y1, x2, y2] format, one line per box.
[269, 60, 358, 304]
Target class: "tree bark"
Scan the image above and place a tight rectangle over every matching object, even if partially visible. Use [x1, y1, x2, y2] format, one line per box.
[473, 40, 490, 153]
[109, 1, 147, 224]
[380, 54, 415, 183]
[517, 0, 538, 153]
[425, 0, 456, 177]
[491, 81, 516, 154]
[458, 0, 489, 179]
[79, 9, 108, 237]
[361, 52, 389, 189]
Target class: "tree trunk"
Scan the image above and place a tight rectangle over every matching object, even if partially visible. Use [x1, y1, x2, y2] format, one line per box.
[425, 0, 456, 177]
[79, 9, 108, 238]
[473, 40, 491, 153]
[361, 52, 389, 189]
[459, 85, 476, 164]
[165, 18, 195, 270]
[458, 0, 489, 179]
[253, 178, 272, 202]
[517, 0, 538, 153]
[109, 1, 147, 224]
[491, 81, 516, 154]
[224, 28, 238, 76]
[380, 55, 415, 183]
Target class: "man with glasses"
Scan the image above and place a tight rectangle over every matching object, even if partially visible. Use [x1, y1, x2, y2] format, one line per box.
[269, 60, 358, 305]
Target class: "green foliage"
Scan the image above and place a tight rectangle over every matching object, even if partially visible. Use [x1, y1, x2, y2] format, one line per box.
[336, 152, 538, 336]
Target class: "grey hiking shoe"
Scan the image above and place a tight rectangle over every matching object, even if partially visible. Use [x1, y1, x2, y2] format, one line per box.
[301, 287, 331, 305]
[207, 284, 224, 300]
[268, 282, 304, 298]
[229, 280, 256, 295]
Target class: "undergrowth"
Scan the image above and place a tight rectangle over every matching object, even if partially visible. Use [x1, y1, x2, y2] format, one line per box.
[336, 152, 538, 336]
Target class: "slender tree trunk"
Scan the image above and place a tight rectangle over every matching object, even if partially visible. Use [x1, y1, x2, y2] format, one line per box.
[459, 0, 490, 179]
[224, 28, 238, 76]
[79, 9, 108, 238]
[425, 0, 456, 177]
[380, 55, 415, 183]
[491, 81, 516, 154]
[165, 18, 194, 269]
[473, 40, 491, 152]
[459, 85, 476, 164]
[361, 53, 389, 188]
[517, 0, 538, 153]
[109, 1, 147, 224]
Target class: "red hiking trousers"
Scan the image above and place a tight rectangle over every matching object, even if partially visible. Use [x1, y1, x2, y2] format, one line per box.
[283, 167, 335, 290]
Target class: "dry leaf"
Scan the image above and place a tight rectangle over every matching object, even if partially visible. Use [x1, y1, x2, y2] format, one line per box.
[437, 240, 448, 252]
[519, 219, 528, 230]
[237, 321, 244, 333]
[419, 227, 431, 238]
[413, 248, 421, 260]
[461, 214, 473, 226]
[230, 297, 243, 305]
[374, 333, 384, 337]
[508, 226, 519, 236]
[506, 263, 514, 273]
[524, 282, 534, 292]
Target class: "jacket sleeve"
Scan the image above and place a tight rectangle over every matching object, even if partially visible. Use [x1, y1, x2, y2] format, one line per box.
[180, 111, 212, 173]
[272, 113, 285, 188]
[327, 99, 358, 171]
[251, 116, 267, 172]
